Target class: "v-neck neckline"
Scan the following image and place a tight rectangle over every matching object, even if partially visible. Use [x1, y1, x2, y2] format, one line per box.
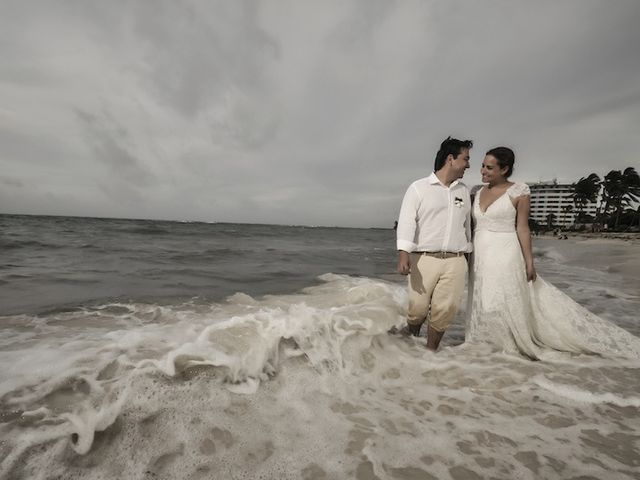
[478, 186, 509, 214]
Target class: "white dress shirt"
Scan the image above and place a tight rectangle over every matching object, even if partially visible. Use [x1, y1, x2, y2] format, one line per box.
[396, 172, 472, 253]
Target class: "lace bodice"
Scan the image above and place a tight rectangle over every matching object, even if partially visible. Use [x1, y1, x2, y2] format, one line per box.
[473, 183, 530, 233]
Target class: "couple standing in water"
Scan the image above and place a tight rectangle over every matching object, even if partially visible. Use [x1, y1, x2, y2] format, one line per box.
[396, 137, 640, 359]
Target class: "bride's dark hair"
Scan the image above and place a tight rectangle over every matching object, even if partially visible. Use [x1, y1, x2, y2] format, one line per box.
[486, 146, 515, 178]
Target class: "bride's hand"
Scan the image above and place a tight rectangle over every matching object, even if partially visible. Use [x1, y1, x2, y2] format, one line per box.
[526, 264, 537, 282]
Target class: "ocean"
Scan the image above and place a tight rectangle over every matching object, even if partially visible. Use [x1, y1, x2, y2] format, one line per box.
[1, 214, 639, 479]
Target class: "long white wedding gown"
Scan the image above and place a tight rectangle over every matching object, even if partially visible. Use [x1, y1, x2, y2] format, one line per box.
[465, 182, 640, 360]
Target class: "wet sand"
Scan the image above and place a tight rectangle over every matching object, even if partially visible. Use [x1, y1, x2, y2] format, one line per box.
[534, 235, 640, 288]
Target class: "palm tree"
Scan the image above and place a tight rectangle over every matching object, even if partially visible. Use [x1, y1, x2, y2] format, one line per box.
[570, 173, 600, 223]
[559, 204, 574, 229]
[602, 167, 640, 229]
[545, 212, 556, 230]
[528, 217, 540, 234]
[601, 170, 622, 219]
[618, 206, 640, 229]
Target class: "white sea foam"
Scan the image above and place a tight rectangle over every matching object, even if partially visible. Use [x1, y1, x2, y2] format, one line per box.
[533, 375, 640, 407]
[0, 273, 639, 479]
[533, 245, 566, 263]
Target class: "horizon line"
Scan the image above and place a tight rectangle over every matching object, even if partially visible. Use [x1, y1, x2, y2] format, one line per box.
[0, 212, 394, 230]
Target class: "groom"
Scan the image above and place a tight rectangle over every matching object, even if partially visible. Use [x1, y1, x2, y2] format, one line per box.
[396, 137, 473, 350]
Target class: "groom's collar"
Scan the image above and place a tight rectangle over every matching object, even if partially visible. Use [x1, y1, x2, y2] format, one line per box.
[429, 172, 466, 188]
[428, 172, 441, 185]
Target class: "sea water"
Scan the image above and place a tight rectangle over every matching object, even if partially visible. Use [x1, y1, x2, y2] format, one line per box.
[1, 215, 639, 479]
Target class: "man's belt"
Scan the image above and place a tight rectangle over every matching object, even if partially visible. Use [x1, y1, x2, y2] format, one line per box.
[415, 251, 465, 259]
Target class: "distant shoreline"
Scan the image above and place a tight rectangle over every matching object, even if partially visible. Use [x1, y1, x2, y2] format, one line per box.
[537, 231, 640, 245]
[534, 234, 640, 284]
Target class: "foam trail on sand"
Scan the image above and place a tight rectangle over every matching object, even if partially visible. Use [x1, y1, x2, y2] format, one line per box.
[533, 375, 640, 407]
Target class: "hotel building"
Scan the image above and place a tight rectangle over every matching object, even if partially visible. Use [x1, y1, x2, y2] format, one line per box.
[527, 180, 598, 227]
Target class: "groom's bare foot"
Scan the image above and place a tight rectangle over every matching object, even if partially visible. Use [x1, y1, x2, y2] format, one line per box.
[426, 325, 445, 351]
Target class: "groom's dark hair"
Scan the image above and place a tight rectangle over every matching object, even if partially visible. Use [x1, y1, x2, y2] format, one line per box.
[434, 136, 473, 171]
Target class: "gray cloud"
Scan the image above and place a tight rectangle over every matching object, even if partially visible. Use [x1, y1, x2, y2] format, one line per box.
[0, 128, 66, 166]
[1, 0, 639, 226]
[75, 108, 155, 186]
[130, 1, 278, 117]
[1, 177, 24, 188]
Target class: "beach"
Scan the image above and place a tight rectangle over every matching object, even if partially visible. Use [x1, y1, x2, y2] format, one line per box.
[1, 215, 639, 480]
[533, 234, 640, 295]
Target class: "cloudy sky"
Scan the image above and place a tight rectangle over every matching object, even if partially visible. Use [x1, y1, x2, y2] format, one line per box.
[1, 0, 639, 227]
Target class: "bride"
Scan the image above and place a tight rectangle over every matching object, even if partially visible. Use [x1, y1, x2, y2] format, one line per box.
[465, 146, 640, 359]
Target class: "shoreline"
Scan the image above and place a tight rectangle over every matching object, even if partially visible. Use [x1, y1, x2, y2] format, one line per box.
[534, 234, 640, 285]
[535, 231, 640, 245]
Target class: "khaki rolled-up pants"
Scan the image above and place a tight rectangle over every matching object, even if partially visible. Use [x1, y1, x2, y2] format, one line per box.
[408, 253, 467, 332]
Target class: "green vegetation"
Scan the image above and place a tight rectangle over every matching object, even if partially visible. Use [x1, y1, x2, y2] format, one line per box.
[573, 167, 640, 231]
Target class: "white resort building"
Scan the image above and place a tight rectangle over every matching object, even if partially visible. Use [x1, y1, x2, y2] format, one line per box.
[527, 180, 597, 227]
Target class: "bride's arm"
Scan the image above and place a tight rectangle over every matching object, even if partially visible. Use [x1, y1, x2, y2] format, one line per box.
[515, 195, 537, 281]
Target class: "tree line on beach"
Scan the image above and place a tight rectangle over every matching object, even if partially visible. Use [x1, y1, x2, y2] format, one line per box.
[543, 166, 640, 232]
